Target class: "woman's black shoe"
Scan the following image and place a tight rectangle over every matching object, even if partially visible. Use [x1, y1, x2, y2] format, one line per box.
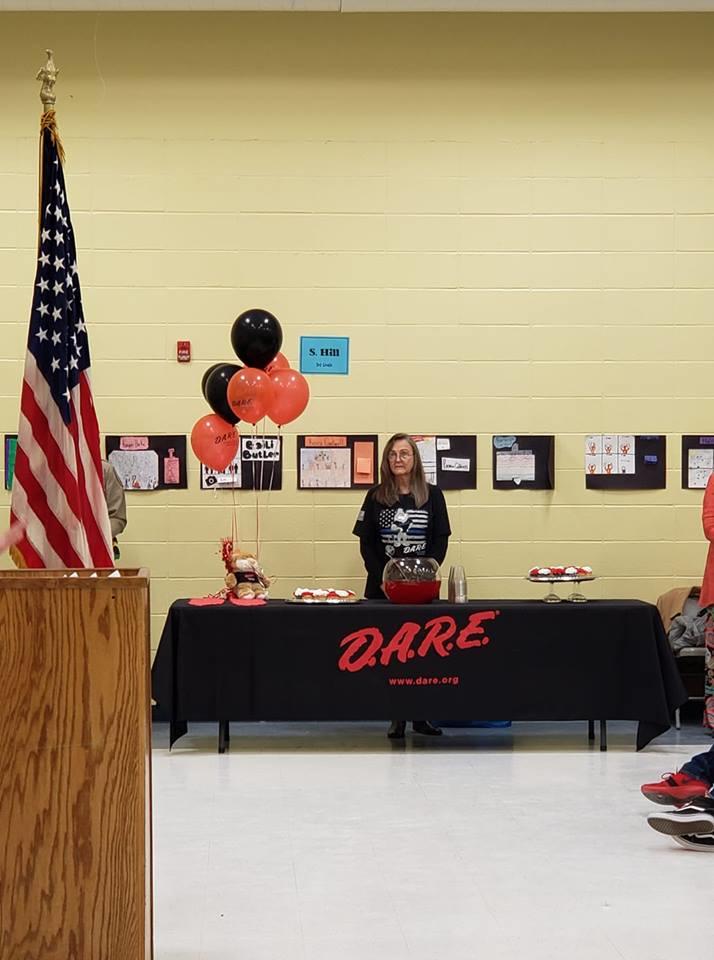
[412, 720, 442, 736]
[387, 720, 406, 739]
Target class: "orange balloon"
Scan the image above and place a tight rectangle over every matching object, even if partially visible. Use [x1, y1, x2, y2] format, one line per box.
[267, 369, 310, 427]
[265, 351, 290, 376]
[227, 368, 274, 425]
[190, 415, 239, 471]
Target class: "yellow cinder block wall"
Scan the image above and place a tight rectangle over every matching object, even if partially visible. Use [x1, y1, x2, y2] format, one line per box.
[2, 11, 714, 652]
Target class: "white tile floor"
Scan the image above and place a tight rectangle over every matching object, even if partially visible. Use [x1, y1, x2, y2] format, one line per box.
[152, 721, 712, 960]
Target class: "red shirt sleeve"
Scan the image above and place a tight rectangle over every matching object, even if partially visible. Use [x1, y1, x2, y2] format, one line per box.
[702, 474, 714, 543]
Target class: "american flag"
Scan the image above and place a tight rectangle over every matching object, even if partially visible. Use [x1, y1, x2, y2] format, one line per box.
[378, 505, 429, 557]
[9, 125, 113, 568]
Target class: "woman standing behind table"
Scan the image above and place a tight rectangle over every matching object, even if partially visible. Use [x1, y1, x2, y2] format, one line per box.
[352, 433, 452, 740]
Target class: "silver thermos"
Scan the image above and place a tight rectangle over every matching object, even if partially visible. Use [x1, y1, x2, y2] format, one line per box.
[448, 565, 468, 603]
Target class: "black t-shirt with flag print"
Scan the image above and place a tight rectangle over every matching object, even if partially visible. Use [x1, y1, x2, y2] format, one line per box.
[352, 484, 451, 599]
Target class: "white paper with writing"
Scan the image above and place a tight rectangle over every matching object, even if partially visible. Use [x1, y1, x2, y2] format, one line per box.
[496, 451, 535, 483]
[689, 448, 714, 488]
[441, 457, 469, 472]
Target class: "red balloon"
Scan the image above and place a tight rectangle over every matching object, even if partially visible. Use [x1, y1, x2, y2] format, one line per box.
[227, 368, 274, 425]
[267, 369, 310, 427]
[190, 415, 239, 471]
[265, 351, 290, 376]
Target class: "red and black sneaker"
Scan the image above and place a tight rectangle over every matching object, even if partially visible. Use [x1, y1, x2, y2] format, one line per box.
[641, 771, 710, 807]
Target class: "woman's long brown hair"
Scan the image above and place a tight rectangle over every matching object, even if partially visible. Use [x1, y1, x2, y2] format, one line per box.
[374, 433, 429, 508]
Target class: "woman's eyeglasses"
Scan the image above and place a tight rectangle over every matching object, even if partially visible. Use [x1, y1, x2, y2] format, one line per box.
[388, 450, 414, 462]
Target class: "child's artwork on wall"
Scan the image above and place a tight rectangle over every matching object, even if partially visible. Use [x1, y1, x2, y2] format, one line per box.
[585, 434, 635, 477]
[105, 435, 188, 490]
[297, 435, 377, 489]
[201, 436, 282, 490]
[585, 434, 665, 490]
[412, 435, 477, 490]
[682, 436, 714, 489]
[492, 435, 555, 490]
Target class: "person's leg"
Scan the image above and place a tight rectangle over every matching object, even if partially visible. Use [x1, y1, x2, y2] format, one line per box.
[641, 749, 712, 805]
[705, 610, 714, 730]
[681, 743, 714, 784]
[387, 720, 443, 737]
[387, 720, 406, 739]
[412, 720, 442, 736]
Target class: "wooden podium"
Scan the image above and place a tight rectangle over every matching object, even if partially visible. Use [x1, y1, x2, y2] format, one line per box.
[0, 568, 153, 960]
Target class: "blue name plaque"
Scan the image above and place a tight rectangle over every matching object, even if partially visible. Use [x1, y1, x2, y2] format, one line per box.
[300, 336, 350, 375]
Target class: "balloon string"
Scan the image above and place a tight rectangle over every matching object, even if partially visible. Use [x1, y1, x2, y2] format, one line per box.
[254, 422, 260, 562]
[312, 482, 316, 588]
[232, 454, 238, 547]
[232, 484, 238, 546]
[268, 424, 279, 501]
[259, 416, 266, 509]
[260, 417, 270, 565]
[262, 422, 276, 557]
[231, 435, 239, 549]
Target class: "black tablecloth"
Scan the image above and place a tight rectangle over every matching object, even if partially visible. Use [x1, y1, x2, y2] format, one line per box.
[152, 599, 687, 750]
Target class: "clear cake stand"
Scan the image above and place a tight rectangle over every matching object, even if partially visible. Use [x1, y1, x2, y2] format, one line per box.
[526, 575, 596, 604]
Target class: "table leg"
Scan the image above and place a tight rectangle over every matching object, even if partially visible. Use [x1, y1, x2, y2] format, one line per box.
[599, 720, 607, 752]
[587, 720, 595, 742]
[218, 720, 230, 754]
[169, 720, 188, 750]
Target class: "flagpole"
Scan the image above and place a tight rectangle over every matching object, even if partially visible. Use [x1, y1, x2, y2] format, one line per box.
[9, 51, 63, 567]
[10, 50, 113, 570]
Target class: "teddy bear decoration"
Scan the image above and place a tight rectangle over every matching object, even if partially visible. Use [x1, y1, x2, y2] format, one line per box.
[221, 538, 270, 600]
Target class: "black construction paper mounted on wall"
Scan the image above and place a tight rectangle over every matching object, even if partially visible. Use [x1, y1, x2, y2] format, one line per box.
[105, 435, 188, 490]
[297, 435, 378, 489]
[200, 435, 283, 491]
[492, 435, 555, 490]
[681, 435, 714, 490]
[585, 434, 666, 490]
[412, 435, 477, 490]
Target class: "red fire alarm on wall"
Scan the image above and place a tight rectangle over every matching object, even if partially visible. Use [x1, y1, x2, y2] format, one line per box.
[177, 340, 191, 363]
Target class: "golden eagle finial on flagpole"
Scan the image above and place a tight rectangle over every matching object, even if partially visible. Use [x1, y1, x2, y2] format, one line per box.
[36, 49, 65, 165]
[36, 49, 59, 113]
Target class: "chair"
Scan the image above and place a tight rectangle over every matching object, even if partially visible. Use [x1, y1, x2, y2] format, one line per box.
[674, 646, 706, 729]
[656, 587, 706, 730]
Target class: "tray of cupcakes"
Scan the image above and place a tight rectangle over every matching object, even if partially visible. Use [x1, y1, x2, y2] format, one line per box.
[287, 587, 360, 604]
[527, 566, 595, 603]
[527, 565, 594, 584]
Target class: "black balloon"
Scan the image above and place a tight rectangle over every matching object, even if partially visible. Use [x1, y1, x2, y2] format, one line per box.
[231, 309, 283, 370]
[201, 363, 224, 400]
[204, 363, 242, 425]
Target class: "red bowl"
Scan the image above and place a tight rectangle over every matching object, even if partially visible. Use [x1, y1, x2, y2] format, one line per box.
[383, 580, 440, 604]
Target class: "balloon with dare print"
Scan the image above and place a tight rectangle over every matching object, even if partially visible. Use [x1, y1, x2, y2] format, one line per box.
[226, 368, 274, 425]
[190, 415, 239, 471]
